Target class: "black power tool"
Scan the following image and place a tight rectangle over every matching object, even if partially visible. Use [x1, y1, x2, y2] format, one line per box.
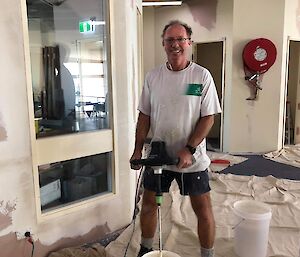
[130, 141, 178, 167]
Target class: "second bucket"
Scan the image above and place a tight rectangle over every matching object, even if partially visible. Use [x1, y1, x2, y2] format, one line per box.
[233, 200, 272, 257]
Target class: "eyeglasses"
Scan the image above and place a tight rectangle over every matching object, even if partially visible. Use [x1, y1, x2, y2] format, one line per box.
[163, 37, 191, 44]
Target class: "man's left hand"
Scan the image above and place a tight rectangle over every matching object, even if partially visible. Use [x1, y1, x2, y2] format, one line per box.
[177, 148, 194, 169]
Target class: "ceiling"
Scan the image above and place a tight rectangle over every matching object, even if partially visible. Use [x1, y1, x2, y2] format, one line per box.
[26, 0, 182, 21]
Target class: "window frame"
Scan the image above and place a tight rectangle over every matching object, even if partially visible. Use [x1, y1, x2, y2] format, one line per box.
[21, 0, 118, 222]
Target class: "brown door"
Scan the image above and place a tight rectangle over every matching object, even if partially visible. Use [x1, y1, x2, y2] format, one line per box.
[194, 41, 224, 151]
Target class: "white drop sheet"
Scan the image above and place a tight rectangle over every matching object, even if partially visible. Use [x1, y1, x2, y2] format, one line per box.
[105, 173, 300, 257]
[207, 151, 248, 172]
[264, 144, 300, 169]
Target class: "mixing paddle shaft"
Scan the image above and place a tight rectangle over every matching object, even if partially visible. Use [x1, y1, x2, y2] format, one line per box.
[158, 205, 162, 257]
[154, 167, 163, 256]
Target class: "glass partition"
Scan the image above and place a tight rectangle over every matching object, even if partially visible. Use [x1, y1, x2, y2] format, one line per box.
[27, 0, 110, 138]
[39, 152, 112, 211]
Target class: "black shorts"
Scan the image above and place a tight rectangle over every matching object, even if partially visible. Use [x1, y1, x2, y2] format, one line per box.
[143, 168, 211, 196]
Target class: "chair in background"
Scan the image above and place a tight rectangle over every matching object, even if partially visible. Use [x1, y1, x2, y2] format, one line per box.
[91, 102, 106, 119]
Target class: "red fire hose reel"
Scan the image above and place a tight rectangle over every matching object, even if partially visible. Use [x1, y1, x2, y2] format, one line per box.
[243, 38, 277, 100]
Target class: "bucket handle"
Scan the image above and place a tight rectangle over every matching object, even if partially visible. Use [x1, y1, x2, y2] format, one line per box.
[232, 218, 245, 230]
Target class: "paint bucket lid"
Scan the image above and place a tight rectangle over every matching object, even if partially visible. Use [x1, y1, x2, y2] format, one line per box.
[233, 200, 272, 220]
[143, 250, 181, 257]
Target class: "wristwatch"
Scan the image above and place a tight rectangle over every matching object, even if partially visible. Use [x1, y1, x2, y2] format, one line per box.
[185, 144, 196, 154]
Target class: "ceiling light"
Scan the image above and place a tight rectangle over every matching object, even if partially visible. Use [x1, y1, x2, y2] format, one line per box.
[142, 1, 182, 6]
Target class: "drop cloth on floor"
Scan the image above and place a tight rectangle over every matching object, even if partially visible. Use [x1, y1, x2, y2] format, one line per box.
[264, 144, 300, 169]
[48, 243, 107, 257]
[105, 173, 300, 257]
[207, 151, 248, 172]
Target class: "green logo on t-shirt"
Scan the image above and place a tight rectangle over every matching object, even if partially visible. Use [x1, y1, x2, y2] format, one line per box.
[185, 83, 203, 96]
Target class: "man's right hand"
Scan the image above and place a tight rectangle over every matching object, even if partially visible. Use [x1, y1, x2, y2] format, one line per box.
[130, 151, 142, 170]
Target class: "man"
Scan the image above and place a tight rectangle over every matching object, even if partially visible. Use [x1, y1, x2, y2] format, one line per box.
[130, 20, 221, 257]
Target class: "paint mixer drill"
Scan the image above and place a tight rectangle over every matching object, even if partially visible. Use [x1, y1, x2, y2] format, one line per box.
[131, 141, 179, 257]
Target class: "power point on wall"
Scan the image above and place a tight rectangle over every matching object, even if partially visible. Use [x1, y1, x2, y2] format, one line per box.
[15, 229, 33, 240]
[16, 229, 35, 256]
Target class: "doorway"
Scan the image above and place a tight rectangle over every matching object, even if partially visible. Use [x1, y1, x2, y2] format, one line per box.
[193, 41, 225, 152]
[284, 40, 300, 146]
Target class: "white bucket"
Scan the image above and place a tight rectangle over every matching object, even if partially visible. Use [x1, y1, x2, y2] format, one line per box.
[233, 200, 272, 257]
[143, 250, 181, 257]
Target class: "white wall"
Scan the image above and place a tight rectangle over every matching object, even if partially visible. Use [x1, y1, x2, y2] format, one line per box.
[229, 0, 285, 152]
[0, 0, 139, 255]
[285, 0, 300, 39]
[0, 0, 36, 236]
[143, 7, 155, 77]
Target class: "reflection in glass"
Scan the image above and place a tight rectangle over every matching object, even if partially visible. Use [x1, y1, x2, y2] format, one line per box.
[27, 0, 110, 138]
[39, 152, 112, 211]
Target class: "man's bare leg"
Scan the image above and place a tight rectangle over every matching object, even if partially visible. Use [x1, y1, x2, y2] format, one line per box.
[137, 189, 158, 256]
[190, 192, 215, 257]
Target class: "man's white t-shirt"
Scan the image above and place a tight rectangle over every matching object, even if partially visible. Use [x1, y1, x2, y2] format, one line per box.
[138, 62, 222, 173]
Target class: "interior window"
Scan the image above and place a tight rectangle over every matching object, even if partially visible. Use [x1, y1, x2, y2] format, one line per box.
[26, 0, 113, 213]
[27, 0, 110, 138]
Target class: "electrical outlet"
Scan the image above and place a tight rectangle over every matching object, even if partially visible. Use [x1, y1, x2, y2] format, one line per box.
[15, 229, 32, 240]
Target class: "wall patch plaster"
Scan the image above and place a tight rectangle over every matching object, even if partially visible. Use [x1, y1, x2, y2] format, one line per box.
[0, 224, 111, 257]
[0, 200, 16, 231]
[0, 113, 7, 141]
[185, 0, 218, 31]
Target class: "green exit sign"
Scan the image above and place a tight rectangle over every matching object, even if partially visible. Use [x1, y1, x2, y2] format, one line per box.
[79, 21, 94, 33]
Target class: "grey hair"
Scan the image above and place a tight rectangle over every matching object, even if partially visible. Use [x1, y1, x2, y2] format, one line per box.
[161, 20, 193, 38]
